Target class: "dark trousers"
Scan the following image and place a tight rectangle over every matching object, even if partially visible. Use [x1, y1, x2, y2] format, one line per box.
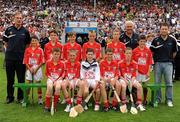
[175, 53, 180, 79]
[6, 60, 26, 100]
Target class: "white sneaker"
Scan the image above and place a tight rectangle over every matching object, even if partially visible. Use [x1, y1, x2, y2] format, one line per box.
[137, 104, 146, 111]
[38, 98, 43, 105]
[61, 99, 66, 104]
[94, 104, 100, 111]
[167, 101, 173, 107]
[84, 105, 88, 110]
[64, 104, 71, 112]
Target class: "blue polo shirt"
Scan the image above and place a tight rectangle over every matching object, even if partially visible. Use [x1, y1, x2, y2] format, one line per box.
[3, 25, 31, 61]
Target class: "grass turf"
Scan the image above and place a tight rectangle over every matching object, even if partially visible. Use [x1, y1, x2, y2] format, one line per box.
[0, 52, 180, 122]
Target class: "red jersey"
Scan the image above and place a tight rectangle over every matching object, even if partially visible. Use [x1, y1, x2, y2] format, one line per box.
[107, 41, 125, 62]
[63, 42, 81, 62]
[64, 60, 80, 80]
[82, 41, 101, 60]
[100, 59, 119, 79]
[45, 59, 65, 81]
[133, 47, 153, 74]
[119, 60, 137, 79]
[44, 41, 63, 61]
[23, 46, 44, 68]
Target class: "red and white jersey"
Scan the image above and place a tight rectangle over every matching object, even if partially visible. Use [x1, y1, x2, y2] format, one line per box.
[64, 60, 80, 80]
[80, 60, 100, 81]
[107, 41, 125, 62]
[82, 41, 101, 60]
[23, 46, 44, 68]
[45, 59, 65, 81]
[44, 41, 63, 61]
[63, 42, 81, 62]
[119, 60, 137, 79]
[133, 47, 153, 74]
[100, 59, 119, 79]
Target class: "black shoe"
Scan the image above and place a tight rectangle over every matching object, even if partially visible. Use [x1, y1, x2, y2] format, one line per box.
[5, 98, 14, 104]
[44, 107, 50, 112]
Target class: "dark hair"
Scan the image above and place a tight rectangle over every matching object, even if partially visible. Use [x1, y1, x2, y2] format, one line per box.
[49, 29, 58, 35]
[86, 48, 94, 54]
[52, 47, 61, 53]
[106, 48, 113, 53]
[31, 35, 39, 41]
[138, 34, 146, 41]
[68, 32, 76, 37]
[160, 23, 169, 29]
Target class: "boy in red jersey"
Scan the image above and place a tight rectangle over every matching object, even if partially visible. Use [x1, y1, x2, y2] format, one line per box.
[62, 49, 83, 112]
[100, 48, 119, 112]
[44, 48, 64, 112]
[44, 29, 63, 61]
[133, 35, 153, 105]
[23, 36, 44, 105]
[82, 31, 102, 62]
[107, 30, 125, 62]
[63, 32, 81, 62]
[118, 47, 145, 111]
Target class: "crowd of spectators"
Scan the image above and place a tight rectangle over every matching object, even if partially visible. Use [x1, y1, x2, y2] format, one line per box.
[0, 0, 179, 44]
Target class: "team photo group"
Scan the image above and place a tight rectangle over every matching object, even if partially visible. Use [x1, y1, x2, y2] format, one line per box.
[3, 11, 178, 117]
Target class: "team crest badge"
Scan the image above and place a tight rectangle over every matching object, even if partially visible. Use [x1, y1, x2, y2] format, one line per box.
[113, 67, 116, 71]
[36, 54, 40, 57]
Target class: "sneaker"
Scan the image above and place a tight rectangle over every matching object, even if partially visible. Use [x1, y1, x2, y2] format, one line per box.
[94, 104, 100, 111]
[137, 104, 146, 111]
[64, 104, 71, 112]
[167, 101, 173, 107]
[103, 107, 109, 112]
[154, 100, 159, 107]
[84, 105, 88, 110]
[44, 107, 50, 112]
[38, 98, 43, 105]
[61, 99, 66, 104]
[16, 99, 23, 104]
[112, 106, 119, 111]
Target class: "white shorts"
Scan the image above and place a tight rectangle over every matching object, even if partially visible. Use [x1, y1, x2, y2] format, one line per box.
[118, 78, 139, 85]
[104, 78, 116, 86]
[86, 79, 97, 88]
[47, 78, 63, 85]
[26, 66, 43, 81]
[69, 79, 80, 88]
[136, 73, 148, 82]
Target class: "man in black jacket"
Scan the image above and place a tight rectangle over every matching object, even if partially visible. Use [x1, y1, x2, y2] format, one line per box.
[3, 12, 31, 104]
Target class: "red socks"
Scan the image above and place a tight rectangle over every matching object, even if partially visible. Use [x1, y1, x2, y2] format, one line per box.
[76, 96, 82, 105]
[54, 95, 59, 108]
[45, 96, 51, 108]
[38, 88, 42, 99]
[65, 97, 72, 105]
[112, 99, 118, 107]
